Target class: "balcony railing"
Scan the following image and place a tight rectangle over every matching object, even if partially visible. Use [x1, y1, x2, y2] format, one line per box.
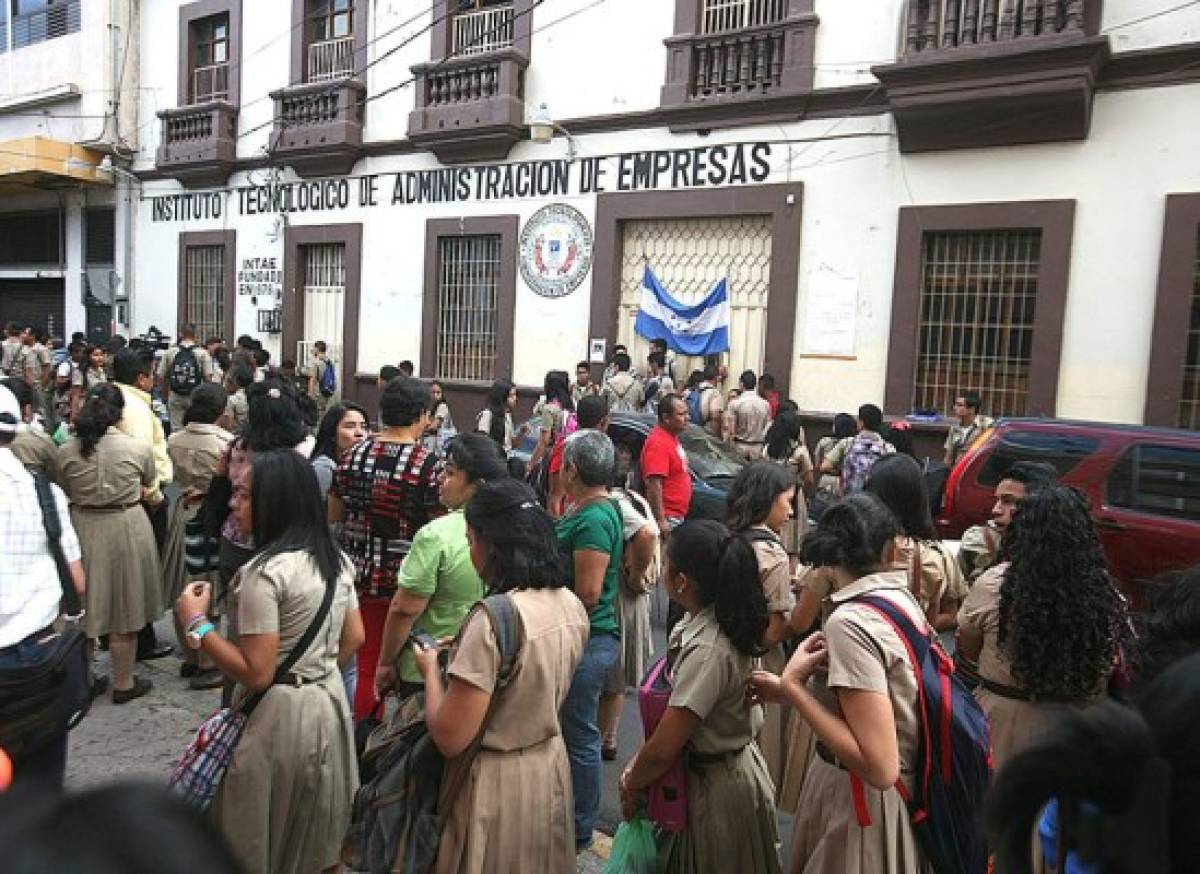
[12, 0, 81, 49]
[307, 35, 355, 82]
[156, 101, 238, 187]
[425, 59, 503, 106]
[161, 103, 236, 146]
[701, 0, 787, 35]
[452, 6, 515, 56]
[691, 23, 785, 99]
[276, 82, 364, 127]
[904, 0, 1085, 55]
[192, 63, 230, 104]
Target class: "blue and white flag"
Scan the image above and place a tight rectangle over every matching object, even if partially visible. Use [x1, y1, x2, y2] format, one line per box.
[634, 266, 730, 356]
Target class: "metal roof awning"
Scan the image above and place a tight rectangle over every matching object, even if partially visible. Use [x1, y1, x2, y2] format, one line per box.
[0, 136, 113, 193]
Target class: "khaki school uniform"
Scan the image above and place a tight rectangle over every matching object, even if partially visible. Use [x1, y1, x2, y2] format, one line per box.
[956, 563, 1104, 771]
[763, 437, 814, 554]
[657, 607, 781, 874]
[748, 526, 795, 798]
[958, 523, 1001, 583]
[789, 570, 931, 874]
[162, 423, 233, 603]
[436, 587, 589, 874]
[11, 426, 62, 484]
[891, 536, 968, 617]
[59, 430, 162, 637]
[212, 551, 359, 874]
[728, 392, 772, 457]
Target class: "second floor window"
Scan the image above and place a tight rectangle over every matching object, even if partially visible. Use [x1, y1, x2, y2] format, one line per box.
[307, 0, 355, 81]
[11, 0, 81, 50]
[701, 0, 787, 34]
[452, 0, 514, 56]
[191, 14, 230, 103]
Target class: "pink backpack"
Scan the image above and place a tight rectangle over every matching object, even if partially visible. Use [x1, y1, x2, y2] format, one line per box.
[637, 656, 687, 831]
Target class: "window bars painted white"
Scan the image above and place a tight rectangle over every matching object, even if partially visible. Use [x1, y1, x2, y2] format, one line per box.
[914, 229, 1041, 418]
[307, 35, 355, 82]
[436, 235, 501, 383]
[183, 246, 226, 345]
[1179, 229, 1200, 430]
[701, 0, 787, 34]
[618, 216, 771, 387]
[192, 63, 230, 103]
[300, 243, 346, 396]
[452, 5, 515, 56]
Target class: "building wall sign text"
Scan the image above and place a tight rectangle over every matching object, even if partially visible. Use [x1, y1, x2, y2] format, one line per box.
[149, 143, 774, 223]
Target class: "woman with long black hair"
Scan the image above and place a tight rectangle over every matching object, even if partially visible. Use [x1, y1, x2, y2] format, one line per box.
[310, 400, 368, 500]
[619, 520, 780, 874]
[528, 369, 574, 473]
[864, 453, 965, 631]
[763, 405, 814, 563]
[749, 493, 931, 874]
[476, 378, 517, 452]
[957, 484, 1128, 770]
[176, 449, 364, 874]
[59, 382, 161, 703]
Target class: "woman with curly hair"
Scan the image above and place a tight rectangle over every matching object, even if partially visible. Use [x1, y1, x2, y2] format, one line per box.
[956, 484, 1128, 769]
[619, 520, 780, 874]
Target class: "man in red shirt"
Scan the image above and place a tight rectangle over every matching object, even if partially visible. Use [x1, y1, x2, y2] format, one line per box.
[641, 394, 692, 538]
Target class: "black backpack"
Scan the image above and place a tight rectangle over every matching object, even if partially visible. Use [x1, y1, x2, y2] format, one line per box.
[168, 345, 203, 395]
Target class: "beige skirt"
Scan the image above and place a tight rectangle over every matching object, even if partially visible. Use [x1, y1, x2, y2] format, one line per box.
[757, 644, 792, 795]
[975, 687, 1092, 773]
[789, 758, 931, 874]
[659, 743, 782, 874]
[775, 714, 818, 814]
[72, 504, 162, 637]
[436, 734, 576, 874]
[162, 496, 213, 607]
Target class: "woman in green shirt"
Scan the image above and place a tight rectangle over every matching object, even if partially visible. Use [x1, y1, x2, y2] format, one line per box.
[556, 428, 623, 852]
[373, 432, 510, 699]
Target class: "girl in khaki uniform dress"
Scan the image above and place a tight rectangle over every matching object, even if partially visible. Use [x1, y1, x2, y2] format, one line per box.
[619, 520, 781, 874]
[956, 485, 1125, 772]
[750, 493, 933, 874]
[59, 383, 161, 703]
[726, 462, 799, 796]
[175, 449, 365, 874]
[415, 479, 589, 874]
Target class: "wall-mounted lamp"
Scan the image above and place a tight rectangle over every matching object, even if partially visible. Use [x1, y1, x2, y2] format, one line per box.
[528, 102, 578, 163]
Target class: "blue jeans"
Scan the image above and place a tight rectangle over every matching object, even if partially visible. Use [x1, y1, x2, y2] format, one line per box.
[341, 659, 359, 710]
[560, 631, 620, 850]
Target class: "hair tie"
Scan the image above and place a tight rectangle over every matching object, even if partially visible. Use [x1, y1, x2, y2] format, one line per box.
[268, 387, 281, 399]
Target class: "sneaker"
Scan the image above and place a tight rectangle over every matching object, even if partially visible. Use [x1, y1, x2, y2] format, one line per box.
[112, 676, 153, 705]
[188, 669, 224, 691]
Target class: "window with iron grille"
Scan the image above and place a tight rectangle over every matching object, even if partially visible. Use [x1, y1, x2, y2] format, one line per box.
[452, 0, 514, 55]
[1180, 228, 1200, 430]
[913, 229, 1041, 418]
[11, 0, 80, 50]
[183, 245, 226, 344]
[436, 235, 501, 382]
[191, 13, 230, 102]
[701, 0, 787, 34]
[306, 0, 355, 81]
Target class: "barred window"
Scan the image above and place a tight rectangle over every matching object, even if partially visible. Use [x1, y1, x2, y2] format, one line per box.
[436, 235, 500, 382]
[1179, 227, 1200, 430]
[914, 229, 1041, 418]
[701, 0, 787, 34]
[183, 245, 226, 344]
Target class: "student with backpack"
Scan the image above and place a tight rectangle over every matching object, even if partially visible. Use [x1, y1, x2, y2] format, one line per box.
[685, 364, 725, 439]
[159, 325, 214, 433]
[819, 403, 895, 494]
[750, 493, 990, 874]
[525, 370, 575, 505]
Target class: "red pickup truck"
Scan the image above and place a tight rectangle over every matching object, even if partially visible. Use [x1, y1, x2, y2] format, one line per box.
[936, 419, 1200, 609]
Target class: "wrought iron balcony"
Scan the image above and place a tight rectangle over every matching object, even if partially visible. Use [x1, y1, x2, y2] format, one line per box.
[451, 5, 514, 56]
[156, 101, 238, 188]
[307, 36, 356, 83]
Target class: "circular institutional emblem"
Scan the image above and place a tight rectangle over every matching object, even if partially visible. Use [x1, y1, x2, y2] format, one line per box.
[519, 204, 594, 298]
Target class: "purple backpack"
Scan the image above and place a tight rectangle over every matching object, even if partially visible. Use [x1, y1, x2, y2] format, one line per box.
[840, 434, 892, 494]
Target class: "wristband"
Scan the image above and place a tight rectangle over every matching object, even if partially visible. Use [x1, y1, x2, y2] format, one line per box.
[186, 621, 216, 649]
[185, 612, 208, 631]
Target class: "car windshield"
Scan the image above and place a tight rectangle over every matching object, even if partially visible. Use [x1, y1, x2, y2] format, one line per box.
[680, 427, 745, 479]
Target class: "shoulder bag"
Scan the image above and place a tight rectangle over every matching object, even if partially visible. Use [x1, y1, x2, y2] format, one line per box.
[168, 567, 338, 811]
[344, 593, 524, 874]
[0, 475, 92, 763]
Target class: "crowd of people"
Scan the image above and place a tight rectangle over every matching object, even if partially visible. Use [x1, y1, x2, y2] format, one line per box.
[1, 327, 1198, 874]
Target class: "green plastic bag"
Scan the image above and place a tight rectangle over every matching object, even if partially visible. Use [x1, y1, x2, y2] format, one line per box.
[604, 815, 658, 874]
[52, 422, 70, 446]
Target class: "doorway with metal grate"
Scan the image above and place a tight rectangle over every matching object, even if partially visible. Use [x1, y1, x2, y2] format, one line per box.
[297, 242, 346, 398]
[617, 215, 772, 386]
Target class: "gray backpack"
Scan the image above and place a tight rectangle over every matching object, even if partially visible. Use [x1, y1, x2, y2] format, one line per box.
[342, 594, 523, 873]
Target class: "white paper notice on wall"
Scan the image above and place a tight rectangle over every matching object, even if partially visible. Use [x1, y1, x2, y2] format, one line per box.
[801, 269, 858, 357]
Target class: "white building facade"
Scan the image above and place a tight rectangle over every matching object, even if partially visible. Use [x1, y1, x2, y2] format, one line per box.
[129, 0, 1200, 432]
[0, 0, 141, 345]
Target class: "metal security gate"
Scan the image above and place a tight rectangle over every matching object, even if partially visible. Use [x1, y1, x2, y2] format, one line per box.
[436, 235, 501, 382]
[297, 243, 346, 397]
[618, 216, 772, 385]
[0, 279, 65, 339]
[183, 245, 226, 342]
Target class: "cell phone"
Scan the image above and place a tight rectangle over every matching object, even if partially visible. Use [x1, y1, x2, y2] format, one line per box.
[408, 631, 438, 651]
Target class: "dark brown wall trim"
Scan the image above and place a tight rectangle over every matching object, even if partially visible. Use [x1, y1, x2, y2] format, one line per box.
[289, 0, 369, 84]
[177, 230, 236, 342]
[589, 183, 803, 398]
[1102, 40, 1200, 91]
[1144, 193, 1200, 427]
[177, 0, 243, 106]
[885, 200, 1076, 418]
[420, 216, 519, 383]
[282, 223, 363, 403]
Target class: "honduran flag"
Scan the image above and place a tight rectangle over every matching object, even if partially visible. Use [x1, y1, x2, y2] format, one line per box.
[633, 266, 731, 356]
